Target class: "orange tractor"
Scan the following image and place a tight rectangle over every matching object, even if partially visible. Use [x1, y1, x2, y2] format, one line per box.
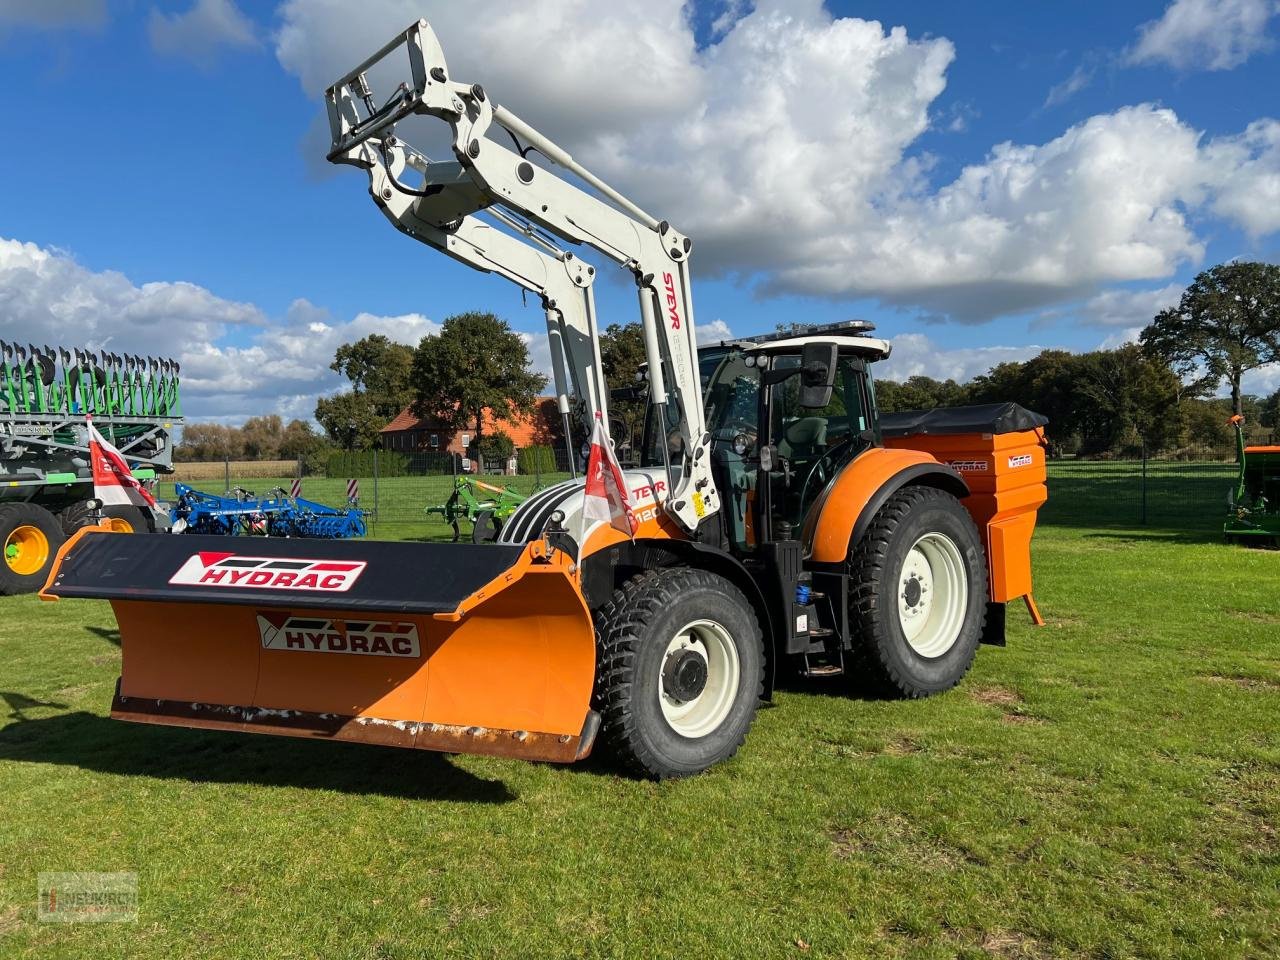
[41, 20, 1047, 778]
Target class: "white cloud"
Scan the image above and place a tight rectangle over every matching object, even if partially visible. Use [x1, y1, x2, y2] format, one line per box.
[149, 0, 258, 66]
[696, 319, 734, 344]
[877, 333, 1043, 383]
[1044, 62, 1096, 108]
[1202, 119, 1280, 235]
[1076, 283, 1183, 328]
[1096, 327, 1143, 350]
[0, 237, 439, 423]
[1242, 362, 1280, 396]
[0, 0, 105, 29]
[274, 2, 1280, 325]
[1128, 0, 1278, 71]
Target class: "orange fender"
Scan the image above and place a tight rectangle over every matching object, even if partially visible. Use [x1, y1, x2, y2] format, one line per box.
[802, 448, 966, 564]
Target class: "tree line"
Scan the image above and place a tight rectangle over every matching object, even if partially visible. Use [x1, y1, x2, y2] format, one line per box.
[177, 261, 1278, 463]
[878, 262, 1280, 455]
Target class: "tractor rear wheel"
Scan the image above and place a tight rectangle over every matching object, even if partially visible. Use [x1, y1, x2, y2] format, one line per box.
[847, 485, 986, 698]
[0, 503, 66, 595]
[594, 567, 764, 779]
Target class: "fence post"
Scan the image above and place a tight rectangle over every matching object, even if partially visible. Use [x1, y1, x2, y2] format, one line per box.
[1139, 439, 1148, 525]
[224, 455, 230, 493]
[373, 448, 380, 525]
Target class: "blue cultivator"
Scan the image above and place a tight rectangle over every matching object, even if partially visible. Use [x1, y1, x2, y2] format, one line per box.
[170, 484, 367, 539]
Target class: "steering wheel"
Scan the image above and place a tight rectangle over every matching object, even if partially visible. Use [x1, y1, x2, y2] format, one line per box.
[797, 437, 855, 512]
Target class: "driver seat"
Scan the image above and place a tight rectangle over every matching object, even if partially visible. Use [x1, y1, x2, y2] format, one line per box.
[779, 417, 828, 460]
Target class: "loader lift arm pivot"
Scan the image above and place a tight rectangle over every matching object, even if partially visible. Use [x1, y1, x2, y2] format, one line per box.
[325, 19, 716, 533]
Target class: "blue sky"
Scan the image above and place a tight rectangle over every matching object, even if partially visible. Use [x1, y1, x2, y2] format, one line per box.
[2, 0, 1278, 422]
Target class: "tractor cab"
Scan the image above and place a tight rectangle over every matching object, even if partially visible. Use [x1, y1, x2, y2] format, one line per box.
[643, 321, 891, 554]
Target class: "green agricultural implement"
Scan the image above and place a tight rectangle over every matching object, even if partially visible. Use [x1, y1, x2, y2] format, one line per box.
[426, 475, 528, 542]
[1225, 415, 1280, 546]
[1, 341, 182, 594]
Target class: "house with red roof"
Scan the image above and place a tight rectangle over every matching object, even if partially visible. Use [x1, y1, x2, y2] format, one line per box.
[379, 397, 563, 472]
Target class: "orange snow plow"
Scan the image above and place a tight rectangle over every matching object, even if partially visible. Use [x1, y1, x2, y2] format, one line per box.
[42, 531, 599, 762]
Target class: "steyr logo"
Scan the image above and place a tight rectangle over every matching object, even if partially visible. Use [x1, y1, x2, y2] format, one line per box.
[169, 552, 366, 592]
[256, 614, 420, 658]
[662, 272, 681, 330]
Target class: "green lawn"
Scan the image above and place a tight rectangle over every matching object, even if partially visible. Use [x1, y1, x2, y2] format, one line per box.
[1, 484, 1277, 957]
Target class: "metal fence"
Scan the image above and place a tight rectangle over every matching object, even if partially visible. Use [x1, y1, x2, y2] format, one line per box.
[164, 438, 1251, 537]
[1041, 439, 1246, 530]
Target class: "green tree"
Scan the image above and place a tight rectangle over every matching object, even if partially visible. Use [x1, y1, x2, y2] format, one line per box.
[1072, 345, 1183, 454]
[1261, 388, 1280, 430]
[477, 429, 515, 466]
[314, 391, 384, 451]
[330, 334, 415, 419]
[599, 322, 647, 448]
[1140, 262, 1280, 416]
[875, 375, 966, 412]
[411, 312, 547, 451]
[314, 333, 416, 449]
[176, 423, 244, 461]
[240, 414, 284, 459]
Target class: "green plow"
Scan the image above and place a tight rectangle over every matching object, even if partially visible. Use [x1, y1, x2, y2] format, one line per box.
[426, 476, 529, 542]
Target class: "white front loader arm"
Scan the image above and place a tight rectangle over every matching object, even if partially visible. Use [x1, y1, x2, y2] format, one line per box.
[325, 19, 717, 534]
[354, 139, 609, 441]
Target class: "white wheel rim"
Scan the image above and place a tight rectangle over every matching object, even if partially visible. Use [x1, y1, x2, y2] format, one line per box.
[658, 619, 740, 739]
[897, 532, 968, 658]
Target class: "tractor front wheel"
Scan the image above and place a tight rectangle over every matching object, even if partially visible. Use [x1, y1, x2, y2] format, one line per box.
[593, 567, 764, 779]
[847, 485, 986, 697]
[0, 503, 66, 596]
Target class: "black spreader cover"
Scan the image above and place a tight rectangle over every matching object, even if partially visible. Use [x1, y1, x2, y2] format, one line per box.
[44, 533, 525, 614]
[879, 402, 1048, 438]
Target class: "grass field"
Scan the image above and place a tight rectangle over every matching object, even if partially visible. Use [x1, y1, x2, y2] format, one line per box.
[1, 479, 1277, 957]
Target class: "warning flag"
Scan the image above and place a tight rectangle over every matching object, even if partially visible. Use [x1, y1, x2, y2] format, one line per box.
[582, 412, 636, 540]
[88, 416, 158, 510]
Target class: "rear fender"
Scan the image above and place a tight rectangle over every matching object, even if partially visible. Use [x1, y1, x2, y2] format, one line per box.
[804, 448, 969, 564]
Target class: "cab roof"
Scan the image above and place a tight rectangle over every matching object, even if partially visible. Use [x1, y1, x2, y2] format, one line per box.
[703, 319, 892, 361]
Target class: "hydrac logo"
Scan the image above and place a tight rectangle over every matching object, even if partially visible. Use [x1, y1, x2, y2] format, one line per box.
[169, 552, 366, 592]
[256, 614, 420, 658]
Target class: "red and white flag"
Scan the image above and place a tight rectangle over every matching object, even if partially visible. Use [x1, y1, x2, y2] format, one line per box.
[88, 416, 157, 510]
[582, 413, 636, 542]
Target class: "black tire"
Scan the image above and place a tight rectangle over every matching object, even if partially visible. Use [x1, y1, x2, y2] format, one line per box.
[847, 485, 987, 698]
[58, 498, 99, 536]
[594, 567, 765, 779]
[101, 504, 154, 534]
[0, 502, 66, 595]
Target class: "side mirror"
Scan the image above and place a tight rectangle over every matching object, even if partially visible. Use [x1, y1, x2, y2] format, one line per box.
[799, 342, 838, 409]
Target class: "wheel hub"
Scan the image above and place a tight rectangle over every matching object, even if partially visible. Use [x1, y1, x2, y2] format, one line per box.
[658, 620, 741, 739]
[662, 649, 708, 703]
[896, 532, 968, 659]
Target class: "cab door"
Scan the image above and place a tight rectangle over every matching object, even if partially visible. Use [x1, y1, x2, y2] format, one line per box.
[763, 352, 874, 539]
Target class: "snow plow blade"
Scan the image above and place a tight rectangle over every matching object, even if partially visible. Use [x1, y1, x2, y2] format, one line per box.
[41, 530, 600, 763]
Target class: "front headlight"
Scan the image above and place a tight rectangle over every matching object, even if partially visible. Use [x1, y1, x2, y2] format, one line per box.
[732, 434, 749, 456]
